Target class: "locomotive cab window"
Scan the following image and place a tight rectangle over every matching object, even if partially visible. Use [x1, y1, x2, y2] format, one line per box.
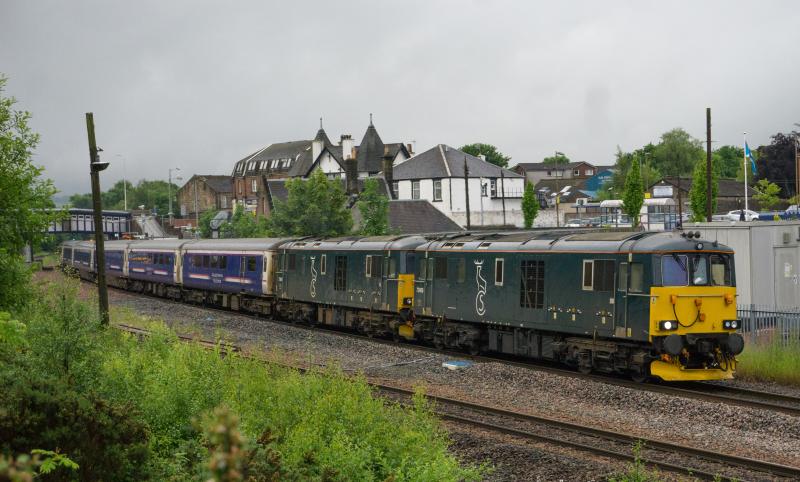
[365, 255, 383, 278]
[582, 259, 615, 291]
[494, 258, 504, 286]
[320, 254, 326, 275]
[709, 255, 732, 286]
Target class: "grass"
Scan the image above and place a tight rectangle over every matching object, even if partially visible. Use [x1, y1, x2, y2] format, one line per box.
[736, 335, 800, 386]
[3, 279, 486, 481]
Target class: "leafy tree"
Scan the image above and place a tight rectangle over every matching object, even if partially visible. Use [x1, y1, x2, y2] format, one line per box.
[219, 205, 267, 238]
[459, 143, 511, 168]
[608, 144, 660, 196]
[198, 209, 218, 238]
[752, 179, 781, 210]
[713, 145, 744, 179]
[357, 178, 389, 236]
[521, 181, 538, 228]
[652, 128, 703, 179]
[755, 132, 798, 198]
[689, 157, 719, 221]
[68, 179, 178, 214]
[68, 192, 93, 208]
[622, 157, 644, 227]
[541, 151, 570, 166]
[0, 75, 63, 311]
[267, 169, 353, 237]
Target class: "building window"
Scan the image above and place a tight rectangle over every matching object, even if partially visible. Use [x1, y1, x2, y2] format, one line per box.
[392, 181, 399, 198]
[334, 256, 347, 291]
[412, 180, 420, 200]
[586, 169, 594, 176]
[220, 196, 227, 208]
[251, 179, 258, 193]
[481, 182, 488, 197]
[520, 260, 545, 309]
[495, 258, 504, 286]
[574, 169, 580, 176]
[490, 179, 497, 198]
[433, 179, 442, 201]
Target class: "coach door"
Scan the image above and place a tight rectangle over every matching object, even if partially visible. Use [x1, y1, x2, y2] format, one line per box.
[262, 252, 278, 295]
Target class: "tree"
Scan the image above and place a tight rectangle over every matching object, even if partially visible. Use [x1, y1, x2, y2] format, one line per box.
[68, 192, 93, 208]
[713, 145, 744, 179]
[459, 143, 511, 168]
[521, 181, 538, 229]
[608, 144, 660, 195]
[68, 179, 178, 214]
[755, 132, 798, 198]
[689, 157, 719, 221]
[622, 157, 644, 227]
[267, 169, 353, 237]
[752, 179, 781, 211]
[198, 209, 218, 238]
[219, 205, 267, 238]
[652, 128, 703, 179]
[541, 151, 570, 166]
[357, 178, 389, 236]
[0, 75, 63, 311]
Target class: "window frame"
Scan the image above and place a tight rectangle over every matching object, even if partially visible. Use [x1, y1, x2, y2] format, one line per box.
[494, 258, 504, 286]
[433, 179, 442, 201]
[411, 180, 421, 200]
[334, 255, 347, 291]
[582, 260, 594, 290]
[520, 259, 545, 309]
[320, 254, 327, 275]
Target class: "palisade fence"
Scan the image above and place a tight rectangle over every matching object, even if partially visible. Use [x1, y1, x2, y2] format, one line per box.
[737, 304, 800, 346]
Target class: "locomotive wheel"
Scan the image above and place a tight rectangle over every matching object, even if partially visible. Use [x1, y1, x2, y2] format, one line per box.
[631, 367, 649, 383]
[578, 363, 592, 375]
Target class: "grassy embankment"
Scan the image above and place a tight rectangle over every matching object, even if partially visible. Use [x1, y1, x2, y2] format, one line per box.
[736, 335, 800, 386]
[1, 278, 485, 481]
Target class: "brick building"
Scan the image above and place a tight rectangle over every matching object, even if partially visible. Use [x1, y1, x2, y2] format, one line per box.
[177, 175, 233, 219]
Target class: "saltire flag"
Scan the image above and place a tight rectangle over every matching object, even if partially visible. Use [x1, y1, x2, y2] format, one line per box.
[745, 142, 757, 175]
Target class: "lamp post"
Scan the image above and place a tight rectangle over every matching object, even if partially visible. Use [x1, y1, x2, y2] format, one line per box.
[168, 167, 180, 225]
[86, 113, 110, 325]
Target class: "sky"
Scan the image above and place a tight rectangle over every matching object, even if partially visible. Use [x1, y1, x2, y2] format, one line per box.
[2, 0, 799, 196]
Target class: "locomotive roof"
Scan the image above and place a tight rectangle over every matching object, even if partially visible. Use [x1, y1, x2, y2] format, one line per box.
[283, 235, 429, 251]
[418, 230, 733, 254]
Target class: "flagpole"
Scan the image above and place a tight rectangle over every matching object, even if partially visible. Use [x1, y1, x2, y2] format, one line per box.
[743, 132, 749, 213]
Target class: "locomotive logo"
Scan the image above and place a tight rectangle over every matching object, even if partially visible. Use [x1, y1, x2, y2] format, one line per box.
[474, 259, 487, 316]
[309, 256, 317, 298]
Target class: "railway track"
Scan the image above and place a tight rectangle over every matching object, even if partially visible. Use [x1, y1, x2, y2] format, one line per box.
[100, 282, 800, 418]
[114, 322, 800, 481]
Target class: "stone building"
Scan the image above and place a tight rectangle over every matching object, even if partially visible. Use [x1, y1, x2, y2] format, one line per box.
[177, 175, 233, 218]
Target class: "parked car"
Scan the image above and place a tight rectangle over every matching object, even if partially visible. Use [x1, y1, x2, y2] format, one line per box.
[726, 209, 759, 221]
[565, 218, 591, 227]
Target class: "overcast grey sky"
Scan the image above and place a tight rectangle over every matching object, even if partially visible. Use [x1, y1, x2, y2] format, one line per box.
[2, 0, 799, 196]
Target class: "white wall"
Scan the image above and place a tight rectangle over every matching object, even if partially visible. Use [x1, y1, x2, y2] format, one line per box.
[317, 152, 344, 177]
[396, 176, 526, 227]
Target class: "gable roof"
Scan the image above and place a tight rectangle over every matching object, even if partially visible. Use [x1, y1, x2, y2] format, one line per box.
[232, 140, 312, 176]
[179, 175, 233, 193]
[513, 161, 596, 172]
[351, 199, 463, 234]
[393, 144, 522, 181]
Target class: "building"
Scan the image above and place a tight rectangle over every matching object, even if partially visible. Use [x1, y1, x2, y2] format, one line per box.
[352, 199, 463, 234]
[176, 175, 233, 219]
[392, 145, 525, 228]
[230, 118, 411, 216]
[648, 177, 755, 214]
[513, 161, 599, 186]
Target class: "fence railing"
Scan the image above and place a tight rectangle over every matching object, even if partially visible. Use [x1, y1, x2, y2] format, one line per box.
[737, 304, 800, 346]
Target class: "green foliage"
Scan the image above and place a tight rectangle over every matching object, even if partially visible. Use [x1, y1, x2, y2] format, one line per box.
[219, 205, 268, 238]
[0, 253, 33, 312]
[356, 178, 389, 236]
[541, 151, 570, 166]
[267, 169, 353, 237]
[608, 144, 660, 196]
[652, 128, 703, 178]
[622, 158, 644, 227]
[30, 450, 79, 475]
[736, 335, 800, 386]
[459, 143, 511, 168]
[689, 157, 719, 221]
[752, 179, 781, 210]
[608, 441, 662, 482]
[199, 209, 219, 239]
[755, 132, 798, 197]
[0, 450, 78, 481]
[713, 145, 744, 179]
[69, 179, 179, 215]
[521, 181, 539, 229]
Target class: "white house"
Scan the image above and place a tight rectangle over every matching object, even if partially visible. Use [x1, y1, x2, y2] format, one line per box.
[391, 145, 525, 228]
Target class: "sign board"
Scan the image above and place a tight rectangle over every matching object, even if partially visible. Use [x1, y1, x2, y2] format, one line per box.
[652, 185, 674, 198]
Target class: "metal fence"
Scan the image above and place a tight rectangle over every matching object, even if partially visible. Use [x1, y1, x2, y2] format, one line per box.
[737, 304, 800, 345]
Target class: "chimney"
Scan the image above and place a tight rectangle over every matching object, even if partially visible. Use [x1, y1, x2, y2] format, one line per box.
[345, 157, 359, 195]
[312, 138, 323, 161]
[382, 146, 394, 199]
[406, 143, 414, 156]
[479, 154, 486, 162]
[340, 134, 354, 160]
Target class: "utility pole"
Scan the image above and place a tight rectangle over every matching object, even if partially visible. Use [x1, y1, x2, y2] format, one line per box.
[86, 113, 109, 325]
[706, 108, 713, 222]
[499, 167, 507, 227]
[463, 157, 471, 229]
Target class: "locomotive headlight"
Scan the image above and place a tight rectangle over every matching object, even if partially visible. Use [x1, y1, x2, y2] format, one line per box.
[723, 320, 739, 330]
[659, 320, 678, 331]
[696, 242, 704, 250]
[403, 297, 413, 306]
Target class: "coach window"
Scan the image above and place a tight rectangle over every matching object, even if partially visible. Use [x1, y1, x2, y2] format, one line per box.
[495, 258, 504, 286]
[320, 254, 327, 275]
[210, 255, 220, 269]
[434, 257, 448, 279]
[203, 255, 210, 268]
[247, 256, 257, 272]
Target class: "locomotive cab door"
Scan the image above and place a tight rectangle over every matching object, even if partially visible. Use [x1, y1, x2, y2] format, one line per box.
[615, 261, 630, 338]
[414, 254, 434, 316]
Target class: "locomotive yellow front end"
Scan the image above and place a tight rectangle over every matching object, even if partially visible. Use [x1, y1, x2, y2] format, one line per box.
[648, 249, 743, 381]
